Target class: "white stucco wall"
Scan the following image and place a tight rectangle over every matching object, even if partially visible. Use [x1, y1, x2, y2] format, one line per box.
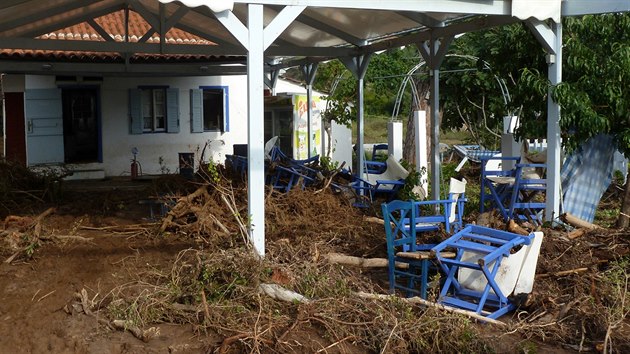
[9, 74, 351, 178]
[21, 74, 249, 177]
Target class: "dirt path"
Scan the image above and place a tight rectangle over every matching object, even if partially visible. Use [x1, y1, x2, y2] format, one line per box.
[0, 227, 213, 354]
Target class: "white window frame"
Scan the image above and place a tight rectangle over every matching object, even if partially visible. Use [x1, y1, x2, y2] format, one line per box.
[141, 88, 166, 133]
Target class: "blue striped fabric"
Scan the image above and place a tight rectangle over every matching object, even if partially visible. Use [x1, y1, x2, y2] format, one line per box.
[453, 144, 500, 163]
[561, 134, 616, 223]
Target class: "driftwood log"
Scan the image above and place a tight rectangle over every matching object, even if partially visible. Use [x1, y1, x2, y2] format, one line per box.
[561, 213, 601, 230]
[567, 228, 588, 240]
[507, 220, 530, 235]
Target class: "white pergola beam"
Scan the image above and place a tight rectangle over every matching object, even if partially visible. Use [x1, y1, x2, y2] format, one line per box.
[175, 22, 239, 47]
[215, 9, 250, 48]
[0, 36, 353, 57]
[264, 5, 306, 49]
[525, 19, 556, 55]
[233, 0, 511, 15]
[398, 11, 444, 28]
[302, 62, 318, 157]
[366, 15, 516, 53]
[0, 37, 246, 55]
[0, 60, 247, 76]
[290, 10, 365, 46]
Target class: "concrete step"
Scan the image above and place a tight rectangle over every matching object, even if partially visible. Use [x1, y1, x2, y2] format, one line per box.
[64, 169, 106, 181]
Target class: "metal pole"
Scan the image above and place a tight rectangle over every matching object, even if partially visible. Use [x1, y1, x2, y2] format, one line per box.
[429, 39, 441, 201]
[357, 75, 365, 179]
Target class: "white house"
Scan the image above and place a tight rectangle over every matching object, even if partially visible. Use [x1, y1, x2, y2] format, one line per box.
[1, 10, 349, 178]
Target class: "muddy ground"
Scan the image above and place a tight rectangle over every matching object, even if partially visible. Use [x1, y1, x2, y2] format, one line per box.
[0, 167, 628, 353]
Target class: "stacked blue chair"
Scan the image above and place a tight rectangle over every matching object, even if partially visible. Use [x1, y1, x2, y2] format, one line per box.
[382, 200, 432, 299]
[508, 163, 547, 225]
[479, 156, 520, 218]
[382, 198, 465, 299]
[431, 225, 539, 320]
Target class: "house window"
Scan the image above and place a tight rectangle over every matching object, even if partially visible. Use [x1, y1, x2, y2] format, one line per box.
[141, 88, 166, 132]
[203, 88, 225, 132]
[190, 86, 229, 133]
[130, 87, 179, 135]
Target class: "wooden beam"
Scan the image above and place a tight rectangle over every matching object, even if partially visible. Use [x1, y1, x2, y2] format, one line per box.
[16, 3, 127, 38]
[0, 0, 102, 33]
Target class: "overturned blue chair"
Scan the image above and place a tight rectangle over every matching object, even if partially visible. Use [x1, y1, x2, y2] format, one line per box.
[269, 165, 318, 192]
[432, 225, 543, 320]
[352, 155, 408, 207]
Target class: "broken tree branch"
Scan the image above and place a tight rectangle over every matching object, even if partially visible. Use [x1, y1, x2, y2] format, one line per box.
[355, 291, 506, 326]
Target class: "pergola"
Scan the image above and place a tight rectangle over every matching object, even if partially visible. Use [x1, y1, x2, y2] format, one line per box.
[1, 0, 628, 256]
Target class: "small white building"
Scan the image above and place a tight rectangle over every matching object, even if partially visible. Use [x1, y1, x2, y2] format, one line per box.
[1, 11, 350, 178]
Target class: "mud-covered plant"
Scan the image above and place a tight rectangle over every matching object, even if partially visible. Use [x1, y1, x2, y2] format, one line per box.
[320, 155, 339, 172]
[205, 160, 220, 184]
[397, 160, 426, 201]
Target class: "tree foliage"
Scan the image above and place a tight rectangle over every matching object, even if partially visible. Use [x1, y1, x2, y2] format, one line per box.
[440, 23, 548, 148]
[552, 14, 630, 156]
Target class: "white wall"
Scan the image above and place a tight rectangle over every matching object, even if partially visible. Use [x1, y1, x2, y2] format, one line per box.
[16, 74, 354, 178]
[23, 74, 249, 176]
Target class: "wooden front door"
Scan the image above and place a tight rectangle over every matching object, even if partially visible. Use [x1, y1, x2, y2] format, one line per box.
[4, 92, 26, 165]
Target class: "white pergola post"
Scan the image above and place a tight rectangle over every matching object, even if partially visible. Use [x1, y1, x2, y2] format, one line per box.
[342, 55, 371, 179]
[216, 4, 305, 256]
[546, 21, 563, 221]
[246, 5, 265, 256]
[387, 120, 403, 160]
[527, 19, 562, 221]
[302, 63, 318, 158]
[418, 35, 452, 200]
[414, 111, 428, 196]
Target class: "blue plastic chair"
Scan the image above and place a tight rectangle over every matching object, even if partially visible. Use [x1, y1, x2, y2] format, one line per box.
[432, 225, 535, 320]
[382, 200, 431, 299]
[365, 144, 388, 174]
[270, 165, 317, 192]
[508, 163, 547, 225]
[480, 156, 521, 218]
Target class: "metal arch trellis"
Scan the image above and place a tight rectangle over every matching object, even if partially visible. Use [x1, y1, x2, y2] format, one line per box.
[390, 54, 512, 122]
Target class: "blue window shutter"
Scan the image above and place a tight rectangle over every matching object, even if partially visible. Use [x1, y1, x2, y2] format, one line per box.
[190, 89, 203, 133]
[166, 88, 180, 133]
[129, 89, 143, 134]
[223, 86, 230, 132]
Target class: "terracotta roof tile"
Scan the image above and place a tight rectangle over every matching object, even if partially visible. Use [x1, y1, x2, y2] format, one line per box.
[0, 10, 231, 64]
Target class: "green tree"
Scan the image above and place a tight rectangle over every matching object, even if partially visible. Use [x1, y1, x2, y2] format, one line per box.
[445, 14, 630, 226]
